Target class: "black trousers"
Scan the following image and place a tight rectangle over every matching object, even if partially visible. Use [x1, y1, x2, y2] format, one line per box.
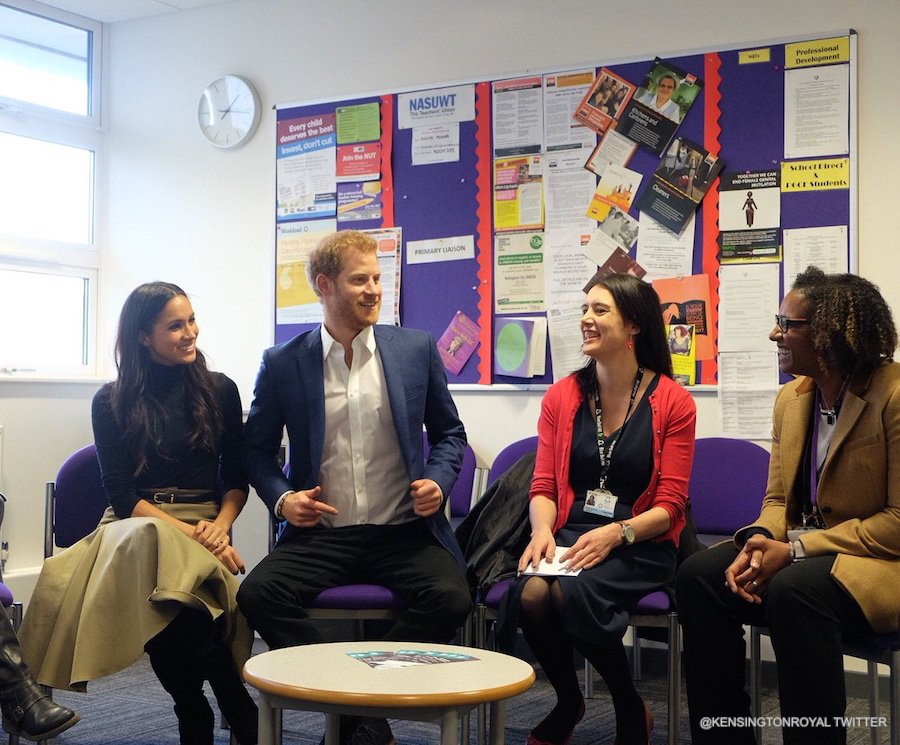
[675, 543, 873, 745]
[236, 519, 472, 649]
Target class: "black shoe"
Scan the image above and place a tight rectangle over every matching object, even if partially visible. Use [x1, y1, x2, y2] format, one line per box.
[1, 691, 80, 742]
[351, 717, 395, 745]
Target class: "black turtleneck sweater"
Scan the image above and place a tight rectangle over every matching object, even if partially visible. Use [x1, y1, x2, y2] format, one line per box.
[91, 362, 247, 519]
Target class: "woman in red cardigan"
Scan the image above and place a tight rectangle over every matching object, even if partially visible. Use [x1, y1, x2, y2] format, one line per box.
[513, 273, 696, 745]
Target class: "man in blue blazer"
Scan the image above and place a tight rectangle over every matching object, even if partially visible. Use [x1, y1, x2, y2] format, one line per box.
[237, 230, 472, 744]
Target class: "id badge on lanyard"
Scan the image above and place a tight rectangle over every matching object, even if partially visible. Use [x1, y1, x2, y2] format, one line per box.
[587, 368, 643, 520]
[585, 488, 617, 518]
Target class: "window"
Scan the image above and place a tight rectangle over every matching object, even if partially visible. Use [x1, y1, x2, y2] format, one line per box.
[0, 1, 101, 378]
[0, 264, 96, 375]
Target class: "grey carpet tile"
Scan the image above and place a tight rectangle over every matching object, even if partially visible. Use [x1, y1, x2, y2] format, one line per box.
[45, 650, 891, 744]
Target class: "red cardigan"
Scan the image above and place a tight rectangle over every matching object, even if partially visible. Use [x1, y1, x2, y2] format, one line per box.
[529, 373, 696, 546]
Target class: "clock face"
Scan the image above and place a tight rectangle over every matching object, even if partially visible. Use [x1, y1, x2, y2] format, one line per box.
[197, 75, 260, 149]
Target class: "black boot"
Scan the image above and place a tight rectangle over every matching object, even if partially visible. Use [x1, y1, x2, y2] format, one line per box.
[0, 606, 79, 741]
[146, 617, 215, 745]
[192, 615, 257, 745]
[203, 640, 257, 745]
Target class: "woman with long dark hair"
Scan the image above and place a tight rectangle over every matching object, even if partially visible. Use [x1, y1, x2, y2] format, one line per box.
[507, 273, 696, 745]
[21, 282, 257, 745]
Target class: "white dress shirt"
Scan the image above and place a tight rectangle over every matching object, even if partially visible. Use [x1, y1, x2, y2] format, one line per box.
[317, 324, 414, 528]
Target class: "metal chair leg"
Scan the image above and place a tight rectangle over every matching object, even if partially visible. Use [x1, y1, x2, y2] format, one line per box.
[749, 626, 763, 745]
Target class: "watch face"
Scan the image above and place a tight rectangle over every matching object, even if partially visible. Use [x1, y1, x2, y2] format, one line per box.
[198, 75, 260, 149]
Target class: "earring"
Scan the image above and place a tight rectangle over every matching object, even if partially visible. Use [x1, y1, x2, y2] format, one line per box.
[626, 339, 634, 350]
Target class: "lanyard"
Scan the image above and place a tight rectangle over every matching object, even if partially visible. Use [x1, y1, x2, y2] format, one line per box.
[594, 367, 644, 489]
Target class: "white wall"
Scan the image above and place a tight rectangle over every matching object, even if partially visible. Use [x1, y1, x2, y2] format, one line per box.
[3, 0, 899, 598]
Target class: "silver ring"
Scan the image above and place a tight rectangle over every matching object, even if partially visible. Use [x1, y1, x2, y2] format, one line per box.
[750, 579, 758, 588]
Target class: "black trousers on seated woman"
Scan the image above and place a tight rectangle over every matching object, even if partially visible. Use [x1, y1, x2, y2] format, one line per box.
[676, 543, 873, 745]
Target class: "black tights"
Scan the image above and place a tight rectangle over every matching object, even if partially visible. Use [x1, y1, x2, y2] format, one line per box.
[519, 576, 647, 744]
[145, 609, 257, 745]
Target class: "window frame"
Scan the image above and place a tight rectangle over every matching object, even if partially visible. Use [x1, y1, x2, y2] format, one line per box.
[0, 0, 103, 380]
[0, 0, 102, 127]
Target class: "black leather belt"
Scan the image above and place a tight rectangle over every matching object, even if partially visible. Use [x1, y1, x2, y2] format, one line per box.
[137, 488, 217, 505]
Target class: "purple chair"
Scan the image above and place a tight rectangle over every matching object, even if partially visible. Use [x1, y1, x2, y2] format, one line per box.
[0, 493, 22, 633]
[688, 437, 770, 546]
[44, 444, 107, 559]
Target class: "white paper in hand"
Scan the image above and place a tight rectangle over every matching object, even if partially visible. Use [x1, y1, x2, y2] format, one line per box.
[521, 547, 582, 577]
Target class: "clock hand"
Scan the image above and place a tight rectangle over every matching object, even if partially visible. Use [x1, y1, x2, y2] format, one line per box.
[219, 95, 239, 119]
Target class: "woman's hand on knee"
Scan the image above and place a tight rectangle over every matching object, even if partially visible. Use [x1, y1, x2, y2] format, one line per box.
[518, 530, 556, 574]
[193, 519, 230, 553]
[561, 524, 618, 571]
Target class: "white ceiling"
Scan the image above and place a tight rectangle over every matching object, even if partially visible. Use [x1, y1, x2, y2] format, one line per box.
[37, 0, 233, 23]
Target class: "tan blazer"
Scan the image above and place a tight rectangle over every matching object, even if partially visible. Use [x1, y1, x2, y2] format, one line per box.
[738, 361, 900, 633]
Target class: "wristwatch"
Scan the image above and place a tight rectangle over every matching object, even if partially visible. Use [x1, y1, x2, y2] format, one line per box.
[619, 522, 636, 545]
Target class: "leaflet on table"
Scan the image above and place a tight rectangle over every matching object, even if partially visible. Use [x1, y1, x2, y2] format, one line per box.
[349, 650, 477, 669]
[437, 311, 481, 376]
[276, 114, 337, 220]
[494, 231, 545, 314]
[585, 165, 643, 222]
[543, 150, 596, 236]
[275, 219, 335, 324]
[521, 547, 583, 577]
[634, 136, 722, 235]
[543, 70, 596, 152]
[718, 171, 781, 264]
[493, 155, 544, 232]
[492, 76, 543, 157]
[494, 316, 547, 378]
[616, 58, 703, 155]
[337, 182, 382, 223]
[584, 129, 638, 178]
[365, 227, 402, 326]
[336, 102, 380, 144]
[572, 67, 636, 136]
[336, 143, 381, 182]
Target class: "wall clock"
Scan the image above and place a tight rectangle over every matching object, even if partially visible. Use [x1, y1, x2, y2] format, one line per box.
[197, 75, 261, 149]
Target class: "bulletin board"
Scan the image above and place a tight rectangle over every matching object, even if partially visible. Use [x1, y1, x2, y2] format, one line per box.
[273, 31, 856, 387]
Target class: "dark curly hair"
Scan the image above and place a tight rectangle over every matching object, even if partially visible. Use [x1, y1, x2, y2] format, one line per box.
[792, 266, 897, 378]
[575, 273, 673, 396]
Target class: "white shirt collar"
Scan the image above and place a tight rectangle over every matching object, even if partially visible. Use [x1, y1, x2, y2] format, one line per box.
[320, 323, 376, 360]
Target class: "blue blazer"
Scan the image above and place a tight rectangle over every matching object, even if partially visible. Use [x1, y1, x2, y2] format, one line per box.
[242, 324, 467, 563]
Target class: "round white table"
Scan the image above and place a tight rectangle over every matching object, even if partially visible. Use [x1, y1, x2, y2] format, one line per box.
[243, 641, 536, 745]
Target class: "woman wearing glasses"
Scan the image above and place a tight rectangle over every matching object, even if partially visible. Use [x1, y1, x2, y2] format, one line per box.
[677, 266, 900, 745]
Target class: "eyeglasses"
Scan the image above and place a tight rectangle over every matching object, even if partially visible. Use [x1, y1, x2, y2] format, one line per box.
[774, 315, 809, 333]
